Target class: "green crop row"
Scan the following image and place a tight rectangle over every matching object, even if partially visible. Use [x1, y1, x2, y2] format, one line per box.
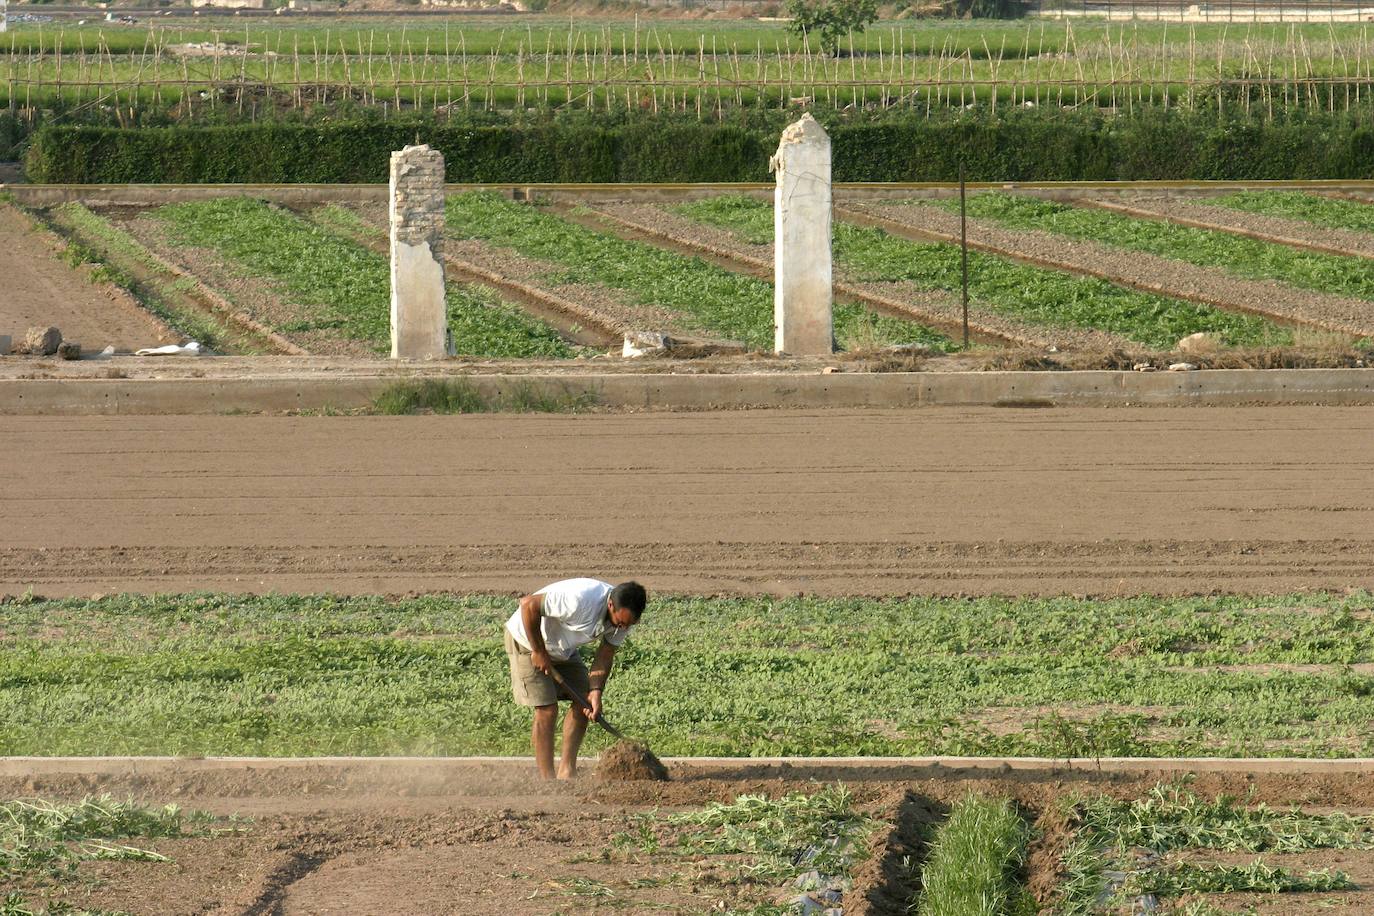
[933, 192, 1374, 304]
[446, 191, 951, 351]
[1215, 190, 1374, 234]
[676, 196, 1287, 348]
[916, 795, 1035, 916]
[1, 591, 1371, 758]
[151, 197, 575, 358]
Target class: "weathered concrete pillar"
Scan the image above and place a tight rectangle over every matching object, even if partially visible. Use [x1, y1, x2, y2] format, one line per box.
[769, 113, 833, 356]
[389, 144, 448, 360]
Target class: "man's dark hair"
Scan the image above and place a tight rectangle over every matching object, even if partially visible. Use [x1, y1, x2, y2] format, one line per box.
[609, 581, 647, 621]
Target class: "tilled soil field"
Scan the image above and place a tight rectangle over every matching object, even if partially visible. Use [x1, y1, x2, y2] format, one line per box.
[3, 408, 1374, 598]
[4, 760, 1373, 915]
[0, 203, 174, 353]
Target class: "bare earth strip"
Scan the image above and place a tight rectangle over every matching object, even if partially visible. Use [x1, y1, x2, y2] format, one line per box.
[0, 204, 172, 352]
[852, 201, 1374, 339]
[1093, 195, 1374, 260]
[3, 408, 1374, 598]
[593, 202, 1133, 350]
[3, 762, 1374, 916]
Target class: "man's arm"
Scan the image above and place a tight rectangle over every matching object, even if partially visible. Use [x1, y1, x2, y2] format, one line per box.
[519, 593, 553, 675]
[584, 641, 619, 721]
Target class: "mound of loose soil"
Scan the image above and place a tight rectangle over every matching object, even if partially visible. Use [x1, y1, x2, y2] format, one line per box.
[597, 740, 670, 781]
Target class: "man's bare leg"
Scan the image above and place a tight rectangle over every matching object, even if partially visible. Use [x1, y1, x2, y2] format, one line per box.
[533, 704, 558, 780]
[558, 705, 589, 780]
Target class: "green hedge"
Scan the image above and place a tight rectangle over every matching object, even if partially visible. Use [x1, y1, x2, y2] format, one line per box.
[25, 109, 1374, 183]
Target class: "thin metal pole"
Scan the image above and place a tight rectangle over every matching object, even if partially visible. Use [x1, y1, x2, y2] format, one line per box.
[960, 163, 970, 350]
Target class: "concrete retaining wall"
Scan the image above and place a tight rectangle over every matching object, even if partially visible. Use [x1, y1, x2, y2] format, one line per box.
[2, 368, 1373, 414]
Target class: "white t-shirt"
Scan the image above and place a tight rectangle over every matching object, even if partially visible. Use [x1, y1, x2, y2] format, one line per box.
[505, 578, 630, 661]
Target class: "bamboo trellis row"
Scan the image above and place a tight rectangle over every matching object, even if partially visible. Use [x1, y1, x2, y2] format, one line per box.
[8, 22, 1374, 122]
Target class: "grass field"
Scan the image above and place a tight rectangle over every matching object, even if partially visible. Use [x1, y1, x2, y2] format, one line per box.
[1, 591, 1371, 758]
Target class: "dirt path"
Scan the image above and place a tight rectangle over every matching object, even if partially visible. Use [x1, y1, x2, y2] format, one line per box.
[0, 204, 171, 352]
[2, 408, 1373, 597]
[854, 201, 1374, 339]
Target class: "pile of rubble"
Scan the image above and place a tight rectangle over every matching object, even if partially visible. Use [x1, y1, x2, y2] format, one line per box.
[1, 326, 81, 360]
[2, 327, 207, 360]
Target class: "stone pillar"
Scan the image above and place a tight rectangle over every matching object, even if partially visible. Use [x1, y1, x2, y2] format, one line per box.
[769, 113, 833, 356]
[389, 144, 448, 360]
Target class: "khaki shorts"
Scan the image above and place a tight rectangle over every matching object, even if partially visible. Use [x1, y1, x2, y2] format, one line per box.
[505, 629, 591, 708]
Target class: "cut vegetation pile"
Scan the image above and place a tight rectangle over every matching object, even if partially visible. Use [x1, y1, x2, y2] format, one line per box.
[1, 795, 240, 914]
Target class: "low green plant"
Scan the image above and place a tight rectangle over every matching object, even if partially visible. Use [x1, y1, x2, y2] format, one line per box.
[916, 795, 1034, 916]
[677, 195, 1286, 349]
[663, 786, 873, 883]
[370, 379, 597, 415]
[931, 192, 1374, 306]
[2, 592, 1373, 757]
[1054, 833, 1108, 916]
[1060, 781, 1367, 913]
[153, 198, 575, 358]
[0, 795, 233, 885]
[309, 203, 384, 241]
[1080, 782, 1374, 853]
[447, 192, 951, 352]
[1128, 861, 1352, 895]
[1214, 191, 1374, 234]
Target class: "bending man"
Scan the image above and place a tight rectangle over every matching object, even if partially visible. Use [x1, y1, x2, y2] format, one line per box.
[504, 578, 647, 780]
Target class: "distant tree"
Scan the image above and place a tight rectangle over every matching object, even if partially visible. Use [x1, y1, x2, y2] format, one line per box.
[784, 0, 879, 56]
[946, 0, 1032, 17]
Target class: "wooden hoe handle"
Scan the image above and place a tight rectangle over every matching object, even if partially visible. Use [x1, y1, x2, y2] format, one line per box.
[547, 668, 625, 740]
